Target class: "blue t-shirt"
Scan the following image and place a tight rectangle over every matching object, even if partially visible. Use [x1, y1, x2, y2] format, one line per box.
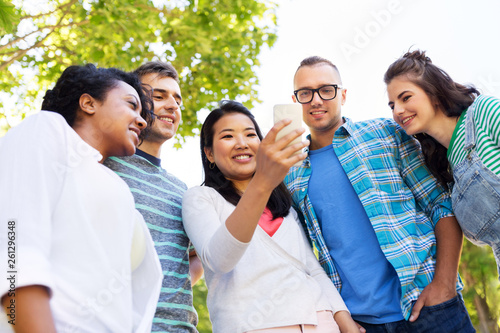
[308, 144, 403, 324]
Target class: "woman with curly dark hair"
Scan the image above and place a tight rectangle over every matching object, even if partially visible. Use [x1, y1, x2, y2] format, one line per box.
[0, 64, 161, 332]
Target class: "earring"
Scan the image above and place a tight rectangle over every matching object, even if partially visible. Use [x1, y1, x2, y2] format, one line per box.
[209, 162, 215, 170]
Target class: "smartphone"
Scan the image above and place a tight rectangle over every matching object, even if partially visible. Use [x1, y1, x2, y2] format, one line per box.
[273, 103, 303, 144]
[273, 104, 303, 165]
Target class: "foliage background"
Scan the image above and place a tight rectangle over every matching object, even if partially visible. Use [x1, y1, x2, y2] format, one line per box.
[0, 0, 277, 144]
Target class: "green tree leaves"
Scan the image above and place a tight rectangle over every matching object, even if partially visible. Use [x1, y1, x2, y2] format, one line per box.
[460, 239, 500, 331]
[0, 0, 277, 140]
[0, 0, 18, 35]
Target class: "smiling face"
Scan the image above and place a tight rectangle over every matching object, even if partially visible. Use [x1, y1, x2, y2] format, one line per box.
[204, 112, 261, 191]
[91, 80, 147, 159]
[387, 76, 442, 136]
[293, 63, 346, 147]
[141, 73, 182, 144]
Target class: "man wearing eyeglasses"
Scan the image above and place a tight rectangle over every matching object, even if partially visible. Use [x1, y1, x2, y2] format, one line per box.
[284, 56, 474, 333]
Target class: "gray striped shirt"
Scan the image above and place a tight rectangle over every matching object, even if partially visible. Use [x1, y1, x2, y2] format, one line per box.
[105, 153, 198, 333]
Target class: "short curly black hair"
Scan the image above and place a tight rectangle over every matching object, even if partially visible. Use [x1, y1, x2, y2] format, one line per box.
[41, 64, 154, 132]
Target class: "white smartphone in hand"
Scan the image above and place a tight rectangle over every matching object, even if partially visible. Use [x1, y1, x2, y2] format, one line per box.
[273, 103, 304, 165]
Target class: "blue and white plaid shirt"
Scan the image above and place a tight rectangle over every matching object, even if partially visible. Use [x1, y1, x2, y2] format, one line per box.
[284, 117, 462, 319]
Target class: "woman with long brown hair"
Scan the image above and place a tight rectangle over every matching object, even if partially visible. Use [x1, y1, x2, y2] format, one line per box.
[385, 49, 500, 279]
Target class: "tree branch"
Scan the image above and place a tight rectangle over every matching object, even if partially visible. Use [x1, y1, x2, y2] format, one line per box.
[1, 0, 85, 52]
[0, 6, 71, 71]
[20, 0, 79, 20]
[0, 12, 89, 68]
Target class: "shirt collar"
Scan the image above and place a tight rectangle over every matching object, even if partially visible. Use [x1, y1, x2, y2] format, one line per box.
[135, 148, 162, 167]
[335, 117, 353, 137]
[65, 120, 103, 162]
[304, 117, 353, 151]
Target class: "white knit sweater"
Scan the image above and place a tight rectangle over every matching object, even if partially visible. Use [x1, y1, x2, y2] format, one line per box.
[182, 186, 348, 333]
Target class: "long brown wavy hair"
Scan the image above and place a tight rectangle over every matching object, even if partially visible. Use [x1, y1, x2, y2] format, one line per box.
[384, 50, 480, 189]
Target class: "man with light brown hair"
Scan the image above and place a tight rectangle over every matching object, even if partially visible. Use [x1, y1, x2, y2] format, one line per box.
[105, 61, 202, 332]
[285, 56, 474, 333]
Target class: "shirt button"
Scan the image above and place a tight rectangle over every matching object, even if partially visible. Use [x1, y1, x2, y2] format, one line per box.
[302, 189, 305, 192]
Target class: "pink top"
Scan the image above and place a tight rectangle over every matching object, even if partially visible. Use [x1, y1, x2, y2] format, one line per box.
[258, 207, 284, 237]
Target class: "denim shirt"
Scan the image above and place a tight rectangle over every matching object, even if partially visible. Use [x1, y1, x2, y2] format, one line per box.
[284, 117, 462, 319]
[450, 97, 500, 276]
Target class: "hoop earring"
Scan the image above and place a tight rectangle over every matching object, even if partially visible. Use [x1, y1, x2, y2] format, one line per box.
[209, 162, 215, 170]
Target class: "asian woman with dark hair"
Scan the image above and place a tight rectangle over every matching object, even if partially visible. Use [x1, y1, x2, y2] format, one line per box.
[182, 101, 361, 333]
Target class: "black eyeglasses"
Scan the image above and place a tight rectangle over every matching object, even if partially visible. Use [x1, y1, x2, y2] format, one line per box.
[293, 84, 343, 104]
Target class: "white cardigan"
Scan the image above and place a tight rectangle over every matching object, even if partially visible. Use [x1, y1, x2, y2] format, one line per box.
[182, 186, 348, 333]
